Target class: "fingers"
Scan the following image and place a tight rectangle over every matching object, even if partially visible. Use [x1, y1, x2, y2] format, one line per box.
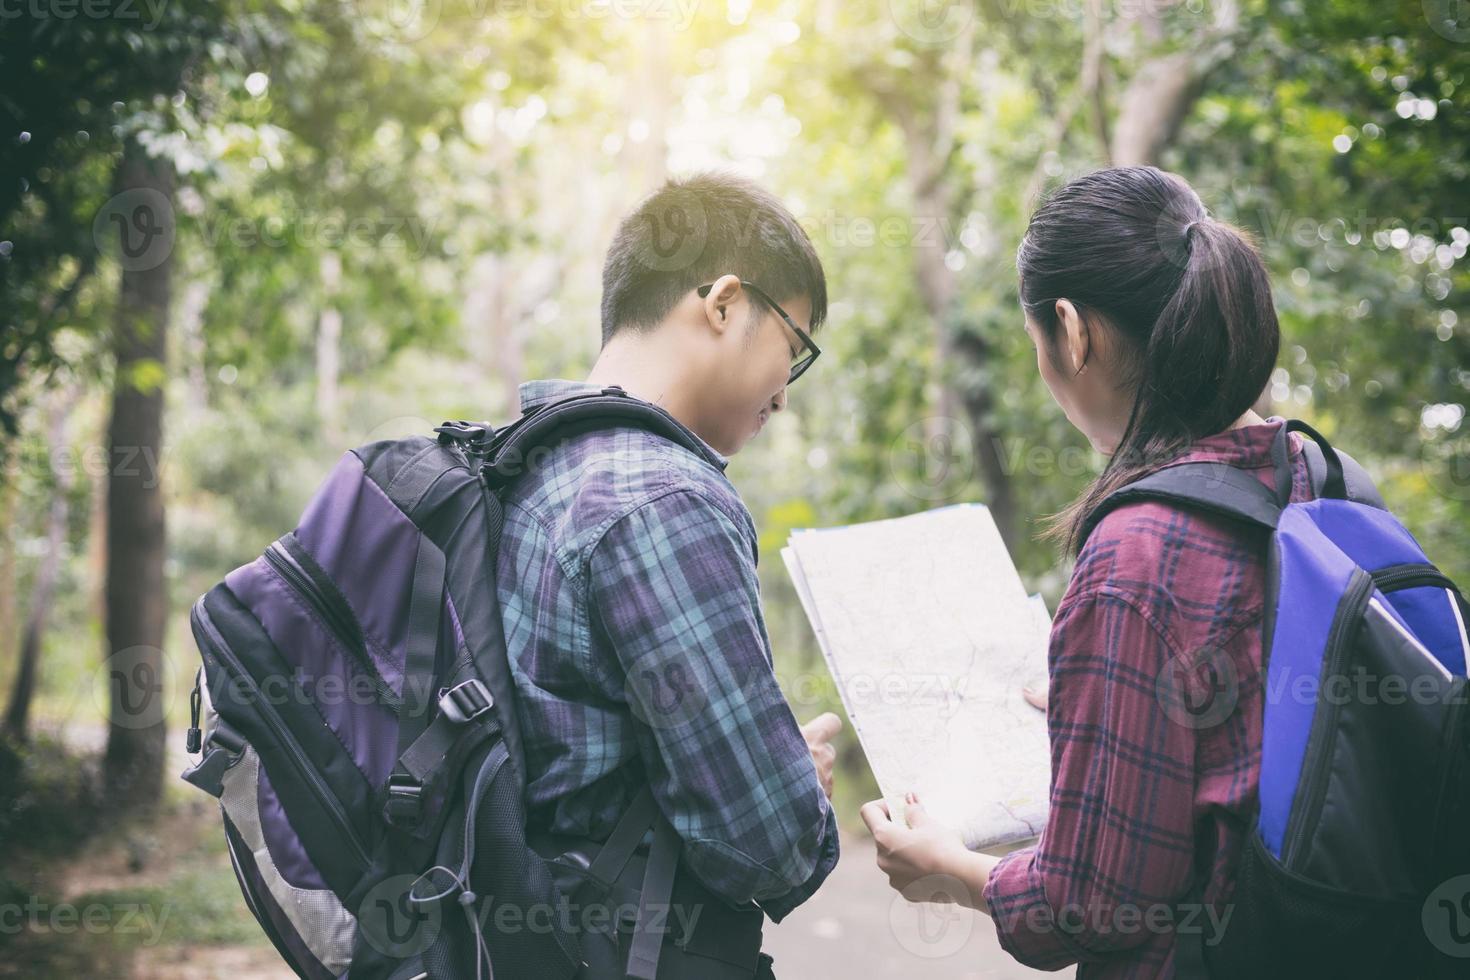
[812, 741, 837, 769]
[1023, 684, 1048, 713]
[903, 791, 930, 828]
[858, 798, 891, 837]
[813, 748, 836, 799]
[801, 711, 842, 745]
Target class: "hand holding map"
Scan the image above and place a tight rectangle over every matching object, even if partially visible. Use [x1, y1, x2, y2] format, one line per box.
[782, 503, 1052, 850]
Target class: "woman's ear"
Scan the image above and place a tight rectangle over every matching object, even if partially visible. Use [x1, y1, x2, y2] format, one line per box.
[1054, 299, 1091, 376]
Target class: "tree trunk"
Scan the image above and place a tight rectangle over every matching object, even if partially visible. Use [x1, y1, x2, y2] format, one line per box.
[316, 251, 342, 441]
[0, 475, 16, 704]
[1110, 0, 1241, 166]
[865, 35, 1019, 547]
[102, 138, 172, 812]
[4, 383, 82, 741]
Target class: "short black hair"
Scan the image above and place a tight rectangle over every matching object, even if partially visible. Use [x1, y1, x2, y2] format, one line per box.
[599, 171, 828, 346]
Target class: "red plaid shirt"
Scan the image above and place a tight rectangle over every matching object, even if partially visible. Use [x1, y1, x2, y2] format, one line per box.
[983, 419, 1312, 977]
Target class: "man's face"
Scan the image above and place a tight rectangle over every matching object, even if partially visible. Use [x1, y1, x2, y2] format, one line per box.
[699, 288, 813, 456]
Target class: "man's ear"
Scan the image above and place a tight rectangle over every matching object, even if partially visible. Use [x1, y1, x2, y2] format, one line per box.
[1054, 299, 1091, 376]
[702, 274, 743, 336]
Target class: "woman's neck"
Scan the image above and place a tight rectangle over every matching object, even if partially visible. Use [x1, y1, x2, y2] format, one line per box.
[1229, 408, 1267, 430]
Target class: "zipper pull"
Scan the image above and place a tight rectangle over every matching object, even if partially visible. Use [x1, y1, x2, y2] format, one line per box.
[186, 668, 203, 754]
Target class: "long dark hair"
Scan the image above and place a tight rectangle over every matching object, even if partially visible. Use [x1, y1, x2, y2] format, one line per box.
[1018, 166, 1280, 555]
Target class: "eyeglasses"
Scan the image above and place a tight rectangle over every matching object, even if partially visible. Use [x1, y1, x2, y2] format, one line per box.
[697, 280, 822, 386]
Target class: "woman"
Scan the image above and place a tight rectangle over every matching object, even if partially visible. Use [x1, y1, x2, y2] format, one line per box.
[862, 165, 1311, 977]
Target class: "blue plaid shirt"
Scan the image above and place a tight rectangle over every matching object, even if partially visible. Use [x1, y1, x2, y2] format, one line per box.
[496, 379, 839, 921]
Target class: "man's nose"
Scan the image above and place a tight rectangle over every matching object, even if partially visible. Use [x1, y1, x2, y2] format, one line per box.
[770, 388, 787, 413]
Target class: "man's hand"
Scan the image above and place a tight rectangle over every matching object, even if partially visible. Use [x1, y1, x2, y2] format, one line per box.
[800, 712, 841, 799]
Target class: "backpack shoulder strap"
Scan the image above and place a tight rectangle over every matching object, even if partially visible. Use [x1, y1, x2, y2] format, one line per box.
[478, 387, 722, 490]
[1300, 439, 1385, 509]
[1078, 462, 1283, 551]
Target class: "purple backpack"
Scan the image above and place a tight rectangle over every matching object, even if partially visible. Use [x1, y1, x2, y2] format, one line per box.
[182, 388, 708, 980]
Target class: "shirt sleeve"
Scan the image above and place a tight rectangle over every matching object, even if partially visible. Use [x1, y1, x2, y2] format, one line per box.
[587, 486, 839, 920]
[983, 588, 1199, 969]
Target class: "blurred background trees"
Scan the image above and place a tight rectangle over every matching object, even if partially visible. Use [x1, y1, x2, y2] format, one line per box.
[0, 0, 1467, 967]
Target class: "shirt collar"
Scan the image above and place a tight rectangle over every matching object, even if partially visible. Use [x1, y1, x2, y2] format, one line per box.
[1174, 415, 1299, 470]
[515, 378, 729, 471]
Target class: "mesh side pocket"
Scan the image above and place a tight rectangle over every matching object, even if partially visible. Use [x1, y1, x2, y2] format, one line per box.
[423, 741, 581, 980]
[219, 745, 358, 975]
[1209, 832, 1420, 979]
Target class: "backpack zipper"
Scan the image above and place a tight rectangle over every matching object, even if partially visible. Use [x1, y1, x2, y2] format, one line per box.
[1281, 568, 1375, 870]
[263, 537, 402, 712]
[193, 597, 373, 868]
[1371, 563, 1456, 595]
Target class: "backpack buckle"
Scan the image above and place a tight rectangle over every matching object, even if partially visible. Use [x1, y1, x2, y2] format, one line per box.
[434, 421, 492, 453]
[384, 775, 424, 827]
[438, 678, 493, 724]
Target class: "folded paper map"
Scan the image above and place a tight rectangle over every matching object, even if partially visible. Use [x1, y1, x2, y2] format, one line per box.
[781, 503, 1052, 850]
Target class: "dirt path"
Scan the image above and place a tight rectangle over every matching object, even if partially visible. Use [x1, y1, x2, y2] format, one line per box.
[31, 722, 1069, 978]
[763, 831, 1072, 980]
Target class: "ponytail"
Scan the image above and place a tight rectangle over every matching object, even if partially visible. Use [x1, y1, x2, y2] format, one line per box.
[1017, 167, 1280, 555]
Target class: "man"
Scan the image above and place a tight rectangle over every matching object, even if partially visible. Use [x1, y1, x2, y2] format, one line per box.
[496, 171, 841, 978]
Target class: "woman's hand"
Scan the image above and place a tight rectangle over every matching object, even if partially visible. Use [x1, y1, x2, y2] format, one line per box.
[1023, 684, 1048, 713]
[859, 792, 998, 912]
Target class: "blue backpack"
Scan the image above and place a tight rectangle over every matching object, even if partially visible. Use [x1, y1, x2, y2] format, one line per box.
[181, 389, 716, 980]
[1081, 419, 1470, 978]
